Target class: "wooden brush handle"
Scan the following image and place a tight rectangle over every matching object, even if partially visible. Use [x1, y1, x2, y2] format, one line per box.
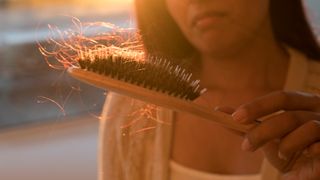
[68, 68, 255, 133]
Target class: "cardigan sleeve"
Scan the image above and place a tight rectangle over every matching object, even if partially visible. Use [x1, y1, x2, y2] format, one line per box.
[99, 92, 173, 180]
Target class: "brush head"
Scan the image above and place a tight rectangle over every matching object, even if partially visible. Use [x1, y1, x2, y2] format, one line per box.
[77, 50, 206, 101]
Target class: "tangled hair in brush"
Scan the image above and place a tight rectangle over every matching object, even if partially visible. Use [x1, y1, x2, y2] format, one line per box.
[134, 0, 320, 62]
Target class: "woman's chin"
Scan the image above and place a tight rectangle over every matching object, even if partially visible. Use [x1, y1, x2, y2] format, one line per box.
[193, 34, 245, 58]
[196, 41, 234, 57]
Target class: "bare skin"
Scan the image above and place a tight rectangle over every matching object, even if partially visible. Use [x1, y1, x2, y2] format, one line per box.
[173, 90, 269, 174]
[172, 55, 289, 174]
[166, 0, 320, 178]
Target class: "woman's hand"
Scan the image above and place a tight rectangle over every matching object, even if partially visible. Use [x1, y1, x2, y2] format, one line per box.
[227, 91, 320, 179]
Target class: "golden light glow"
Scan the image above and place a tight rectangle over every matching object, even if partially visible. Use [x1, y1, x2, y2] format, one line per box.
[38, 16, 142, 69]
[9, 0, 133, 8]
[105, 0, 133, 4]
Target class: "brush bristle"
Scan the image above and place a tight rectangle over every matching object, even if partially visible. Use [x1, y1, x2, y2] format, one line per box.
[77, 52, 206, 101]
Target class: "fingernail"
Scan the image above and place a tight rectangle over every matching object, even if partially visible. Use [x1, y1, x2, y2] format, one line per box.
[241, 138, 254, 151]
[232, 109, 247, 123]
[278, 151, 288, 161]
[214, 106, 220, 111]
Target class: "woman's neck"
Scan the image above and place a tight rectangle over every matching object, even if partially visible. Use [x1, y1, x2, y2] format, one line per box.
[200, 38, 290, 93]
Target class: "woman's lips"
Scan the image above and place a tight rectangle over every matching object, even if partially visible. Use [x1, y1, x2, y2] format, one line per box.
[191, 11, 227, 31]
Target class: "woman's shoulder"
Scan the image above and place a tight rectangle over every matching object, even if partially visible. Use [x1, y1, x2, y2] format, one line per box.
[287, 45, 320, 91]
[307, 58, 320, 74]
[305, 58, 320, 93]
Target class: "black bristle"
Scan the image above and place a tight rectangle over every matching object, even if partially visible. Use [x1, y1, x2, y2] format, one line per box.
[78, 52, 205, 101]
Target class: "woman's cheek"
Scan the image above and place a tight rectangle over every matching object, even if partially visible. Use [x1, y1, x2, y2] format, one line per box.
[194, 5, 270, 55]
[165, 0, 271, 56]
[165, 0, 189, 29]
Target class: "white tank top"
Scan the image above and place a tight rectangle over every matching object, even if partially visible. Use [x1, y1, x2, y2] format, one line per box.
[170, 160, 261, 180]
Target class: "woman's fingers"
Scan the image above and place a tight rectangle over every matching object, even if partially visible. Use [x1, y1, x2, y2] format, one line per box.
[233, 90, 320, 176]
[242, 111, 319, 151]
[241, 111, 320, 152]
[243, 117, 320, 161]
[278, 120, 320, 160]
[232, 91, 320, 124]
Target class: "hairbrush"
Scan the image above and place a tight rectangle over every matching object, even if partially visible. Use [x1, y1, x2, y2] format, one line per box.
[68, 48, 254, 132]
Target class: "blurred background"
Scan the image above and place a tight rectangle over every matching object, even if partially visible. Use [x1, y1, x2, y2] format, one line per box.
[0, 0, 319, 180]
[0, 0, 133, 179]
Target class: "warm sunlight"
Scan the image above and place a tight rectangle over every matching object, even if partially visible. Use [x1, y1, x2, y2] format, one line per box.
[106, 0, 133, 4]
[8, 0, 133, 8]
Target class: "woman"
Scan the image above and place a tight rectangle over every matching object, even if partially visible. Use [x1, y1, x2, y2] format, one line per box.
[99, 0, 320, 179]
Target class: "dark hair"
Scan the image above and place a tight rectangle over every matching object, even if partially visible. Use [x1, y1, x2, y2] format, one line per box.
[134, 0, 320, 61]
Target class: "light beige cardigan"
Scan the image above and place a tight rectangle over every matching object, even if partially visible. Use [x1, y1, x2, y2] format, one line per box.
[98, 47, 320, 180]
